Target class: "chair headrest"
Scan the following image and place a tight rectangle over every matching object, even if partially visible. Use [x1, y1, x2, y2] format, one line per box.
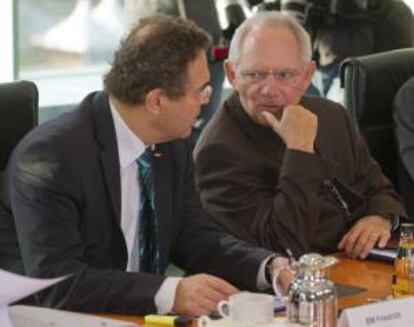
[0, 81, 38, 168]
[341, 48, 414, 128]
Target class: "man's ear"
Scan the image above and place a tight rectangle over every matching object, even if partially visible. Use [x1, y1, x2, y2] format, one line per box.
[224, 60, 237, 88]
[144, 88, 164, 115]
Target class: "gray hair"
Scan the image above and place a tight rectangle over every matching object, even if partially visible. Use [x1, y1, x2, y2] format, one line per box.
[228, 11, 312, 64]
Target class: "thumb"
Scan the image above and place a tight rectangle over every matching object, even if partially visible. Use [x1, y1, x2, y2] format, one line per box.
[261, 111, 281, 132]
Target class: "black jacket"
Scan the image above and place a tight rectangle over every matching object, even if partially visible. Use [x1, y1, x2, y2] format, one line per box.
[0, 91, 272, 314]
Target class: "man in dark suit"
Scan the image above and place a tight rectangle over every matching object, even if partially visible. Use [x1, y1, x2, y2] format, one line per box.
[194, 12, 406, 260]
[0, 16, 292, 316]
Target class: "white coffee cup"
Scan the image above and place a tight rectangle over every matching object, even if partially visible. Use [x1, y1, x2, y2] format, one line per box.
[198, 292, 274, 327]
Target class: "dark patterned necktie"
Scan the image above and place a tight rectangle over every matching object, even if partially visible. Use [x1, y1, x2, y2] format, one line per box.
[135, 148, 160, 273]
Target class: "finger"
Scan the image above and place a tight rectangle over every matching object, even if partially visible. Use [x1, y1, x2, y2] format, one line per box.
[261, 111, 280, 130]
[186, 301, 213, 317]
[344, 228, 363, 257]
[192, 291, 220, 314]
[351, 229, 372, 257]
[377, 230, 391, 248]
[338, 230, 350, 250]
[278, 269, 294, 295]
[358, 232, 380, 259]
[338, 227, 360, 254]
[206, 276, 239, 296]
[198, 282, 232, 305]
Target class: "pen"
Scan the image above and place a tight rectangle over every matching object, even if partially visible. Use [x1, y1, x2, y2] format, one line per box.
[144, 314, 191, 326]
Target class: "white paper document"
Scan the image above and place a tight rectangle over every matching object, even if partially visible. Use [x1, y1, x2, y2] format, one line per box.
[0, 306, 12, 327]
[0, 269, 68, 327]
[0, 269, 68, 306]
[9, 305, 137, 327]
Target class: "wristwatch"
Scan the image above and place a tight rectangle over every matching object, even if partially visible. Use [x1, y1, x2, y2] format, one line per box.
[380, 213, 400, 231]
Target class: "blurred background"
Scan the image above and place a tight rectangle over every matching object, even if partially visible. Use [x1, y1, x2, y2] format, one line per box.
[1, 0, 414, 129]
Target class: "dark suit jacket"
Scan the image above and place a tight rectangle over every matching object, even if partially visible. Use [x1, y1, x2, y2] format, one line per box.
[0, 92, 272, 314]
[194, 92, 406, 257]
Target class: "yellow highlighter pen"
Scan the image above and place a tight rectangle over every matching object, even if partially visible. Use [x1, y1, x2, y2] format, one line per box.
[144, 314, 191, 326]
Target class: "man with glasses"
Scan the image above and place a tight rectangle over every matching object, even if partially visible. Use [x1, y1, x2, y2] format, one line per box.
[194, 12, 405, 260]
[0, 15, 293, 316]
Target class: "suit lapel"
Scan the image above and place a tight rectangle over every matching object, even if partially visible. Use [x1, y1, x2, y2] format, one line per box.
[91, 92, 122, 224]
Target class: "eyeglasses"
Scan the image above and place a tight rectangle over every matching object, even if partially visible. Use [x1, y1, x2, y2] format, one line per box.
[199, 84, 213, 103]
[239, 69, 302, 85]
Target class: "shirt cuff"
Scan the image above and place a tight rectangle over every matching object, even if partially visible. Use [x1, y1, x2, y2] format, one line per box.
[154, 277, 182, 314]
[257, 255, 273, 290]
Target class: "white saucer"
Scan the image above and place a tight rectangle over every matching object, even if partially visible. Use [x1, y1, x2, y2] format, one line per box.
[198, 317, 300, 327]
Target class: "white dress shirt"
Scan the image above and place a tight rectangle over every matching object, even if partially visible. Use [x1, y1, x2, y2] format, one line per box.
[110, 101, 179, 314]
[110, 100, 270, 314]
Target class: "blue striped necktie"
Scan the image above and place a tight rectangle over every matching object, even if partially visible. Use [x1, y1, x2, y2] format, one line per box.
[135, 147, 160, 273]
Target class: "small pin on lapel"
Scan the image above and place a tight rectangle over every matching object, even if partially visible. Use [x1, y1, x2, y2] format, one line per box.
[151, 144, 162, 158]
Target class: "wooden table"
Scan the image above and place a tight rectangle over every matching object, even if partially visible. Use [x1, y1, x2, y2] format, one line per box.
[329, 253, 394, 308]
[100, 253, 394, 326]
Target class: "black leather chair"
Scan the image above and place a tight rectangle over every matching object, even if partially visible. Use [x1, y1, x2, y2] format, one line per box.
[340, 48, 414, 217]
[0, 81, 38, 279]
[0, 81, 38, 194]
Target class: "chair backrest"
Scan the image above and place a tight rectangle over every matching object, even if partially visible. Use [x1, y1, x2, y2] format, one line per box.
[340, 48, 414, 188]
[0, 80, 38, 203]
[0, 81, 38, 171]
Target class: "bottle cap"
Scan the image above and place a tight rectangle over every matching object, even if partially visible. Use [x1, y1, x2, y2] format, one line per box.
[400, 223, 414, 233]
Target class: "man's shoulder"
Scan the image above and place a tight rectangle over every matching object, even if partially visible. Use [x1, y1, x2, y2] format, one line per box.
[394, 76, 414, 118]
[4, 92, 110, 196]
[10, 92, 106, 167]
[301, 95, 345, 115]
[302, 95, 350, 127]
[195, 103, 242, 156]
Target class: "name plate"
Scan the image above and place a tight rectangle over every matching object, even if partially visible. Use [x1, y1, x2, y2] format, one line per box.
[338, 297, 414, 327]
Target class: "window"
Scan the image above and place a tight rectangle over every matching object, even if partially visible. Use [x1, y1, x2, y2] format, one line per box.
[15, 0, 124, 110]
[1, 0, 414, 116]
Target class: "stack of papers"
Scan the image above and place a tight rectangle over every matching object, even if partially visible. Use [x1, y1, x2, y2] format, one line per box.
[9, 306, 137, 327]
[0, 269, 136, 327]
[0, 269, 68, 307]
[0, 269, 68, 327]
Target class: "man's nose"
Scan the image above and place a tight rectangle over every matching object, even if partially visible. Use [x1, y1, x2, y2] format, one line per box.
[259, 76, 283, 95]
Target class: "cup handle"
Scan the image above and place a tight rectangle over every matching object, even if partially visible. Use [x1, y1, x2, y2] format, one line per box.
[217, 300, 230, 318]
[197, 315, 211, 327]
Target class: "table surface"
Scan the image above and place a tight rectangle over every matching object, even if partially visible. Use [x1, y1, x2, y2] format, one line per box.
[99, 253, 395, 326]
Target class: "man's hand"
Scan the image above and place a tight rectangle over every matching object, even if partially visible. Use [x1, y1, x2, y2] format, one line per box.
[338, 215, 392, 259]
[172, 274, 238, 316]
[270, 256, 295, 296]
[261, 105, 318, 153]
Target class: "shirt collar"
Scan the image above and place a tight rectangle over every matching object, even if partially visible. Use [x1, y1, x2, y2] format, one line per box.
[110, 99, 146, 168]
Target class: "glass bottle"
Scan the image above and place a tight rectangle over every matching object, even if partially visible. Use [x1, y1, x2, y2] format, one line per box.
[392, 223, 414, 297]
